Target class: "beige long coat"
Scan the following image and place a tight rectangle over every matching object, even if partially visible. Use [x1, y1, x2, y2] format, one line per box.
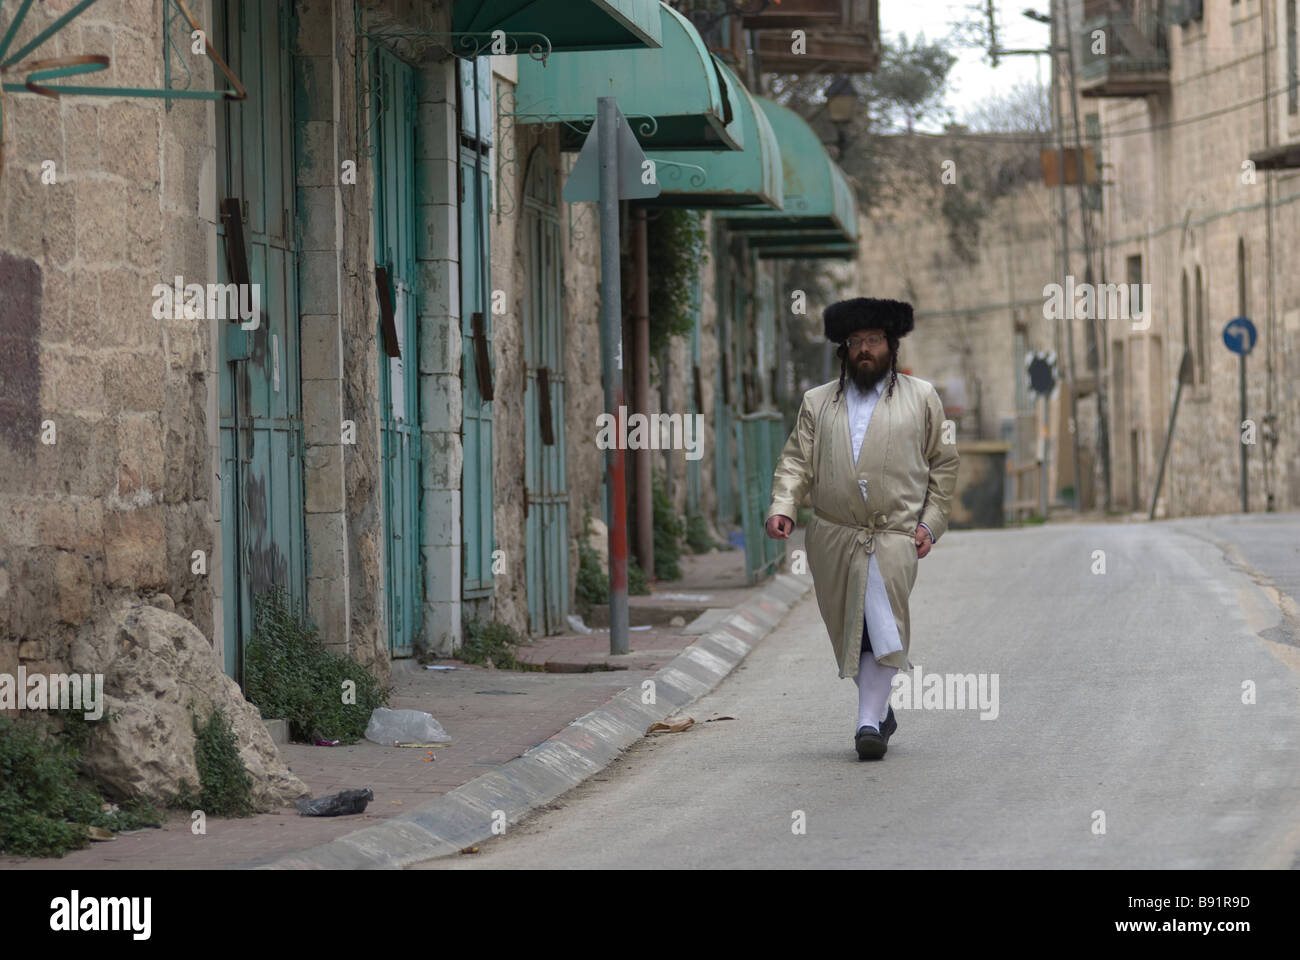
[767, 373, 960, 678]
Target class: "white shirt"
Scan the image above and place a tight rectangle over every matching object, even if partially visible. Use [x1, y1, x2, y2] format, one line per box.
[844, 377, 906, 659]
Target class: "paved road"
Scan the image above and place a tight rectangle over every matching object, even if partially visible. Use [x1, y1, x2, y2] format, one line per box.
[411, 516, 1300, 869]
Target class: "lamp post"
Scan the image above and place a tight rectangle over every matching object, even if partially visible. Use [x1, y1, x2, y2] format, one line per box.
[826, 74, 857, 159]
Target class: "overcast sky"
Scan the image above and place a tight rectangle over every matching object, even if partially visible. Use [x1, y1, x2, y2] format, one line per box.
[881, 0, 1053, 129]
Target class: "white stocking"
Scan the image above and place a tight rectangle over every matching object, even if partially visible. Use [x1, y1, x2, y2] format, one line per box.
[855, 630, 898, 732]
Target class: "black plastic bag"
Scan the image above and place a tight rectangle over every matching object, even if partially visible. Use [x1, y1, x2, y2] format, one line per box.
[295, 788, 374, 817]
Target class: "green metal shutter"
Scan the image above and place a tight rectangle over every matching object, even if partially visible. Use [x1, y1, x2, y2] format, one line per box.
[372, 47, 422, 656]
[216, 0, 305, 680]
[687, 271, 702, 514]
[460, 57, 495, 597]
[523, 156, 569, 634]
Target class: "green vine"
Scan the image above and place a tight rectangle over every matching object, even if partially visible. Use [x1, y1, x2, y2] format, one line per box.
[647, 209, 708, 355]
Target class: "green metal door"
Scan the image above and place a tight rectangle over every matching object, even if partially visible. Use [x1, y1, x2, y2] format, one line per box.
[216, 0, 305, 680]
[740, 261, 784, 581]
[713, 236, 734, 529]
[372, 47, 422, 657]
[522, 154, 569, 635]
[736, 412, 784, 583]
[460, 59, 495, 597]
[687, 272, 702, 514]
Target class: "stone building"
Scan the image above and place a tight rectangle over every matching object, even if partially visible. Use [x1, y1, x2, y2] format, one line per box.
[1077, 0, 1300, 515]
[855, 131, 1073, 510]
[1, 0, 878, 731]
[859, 0, 1300, 519]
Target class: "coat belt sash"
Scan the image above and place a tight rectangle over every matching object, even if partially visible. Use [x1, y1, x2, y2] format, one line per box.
[813, 507, 915, 557]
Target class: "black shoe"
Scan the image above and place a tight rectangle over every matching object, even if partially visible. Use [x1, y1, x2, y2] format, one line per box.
[880, 706, 897, 744]
[855, 724, 886, 760]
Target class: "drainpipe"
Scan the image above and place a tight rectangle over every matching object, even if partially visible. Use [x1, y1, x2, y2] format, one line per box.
[1260, 0, 1279, 511]
[1061, 0, 1088, 512]
[1049, 0, 1068, 511]
[633, 208, 654, 579]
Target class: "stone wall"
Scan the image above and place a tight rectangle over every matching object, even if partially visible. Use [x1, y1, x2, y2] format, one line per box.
[0, 0, 422, 695]
[855, 131, 1103, 510]
[559, 151, 609, 615]
[1090, 0, 1300, 515]
[412, 37, 462, 656]
[1, 0, 214, 684]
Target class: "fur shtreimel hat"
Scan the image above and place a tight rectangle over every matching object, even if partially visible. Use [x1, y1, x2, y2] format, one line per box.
[823, 297, 915, 342]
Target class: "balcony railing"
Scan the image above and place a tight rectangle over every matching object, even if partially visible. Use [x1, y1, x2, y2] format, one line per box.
[1079, 6, 1170, 98]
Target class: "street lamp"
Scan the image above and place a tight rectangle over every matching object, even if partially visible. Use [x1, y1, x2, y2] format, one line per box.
[826, 75, 857, 125]
[826, 75, 857, 158]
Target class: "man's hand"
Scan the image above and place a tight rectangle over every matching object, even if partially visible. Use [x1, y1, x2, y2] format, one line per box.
[766, 515, 793, 540]
[914, 524, 933, 559]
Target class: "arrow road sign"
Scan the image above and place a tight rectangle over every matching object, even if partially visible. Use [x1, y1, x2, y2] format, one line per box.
[1222, 316, 1256, 356]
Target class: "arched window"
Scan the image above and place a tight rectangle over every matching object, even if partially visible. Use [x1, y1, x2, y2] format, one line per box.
[1194, 265, 1207, 387]
[1180, 269, 1189, 346]
[1237, 237, 1248, 318]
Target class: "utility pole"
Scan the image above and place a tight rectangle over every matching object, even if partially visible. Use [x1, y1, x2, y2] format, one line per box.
[990, 3, 1081, 514]
[1058, 0, 1086, 513]
[1048, 1, 1075, 513]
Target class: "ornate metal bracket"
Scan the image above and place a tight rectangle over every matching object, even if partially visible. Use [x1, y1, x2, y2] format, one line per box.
[1, 0, 243, 100]
[652, 158, 708, 189]
[357, 23, 552, 65]
[498, 99, 661, 141]
[496, 83, 519, 220]
[0, 0, 244, 183]
[568, 197, 595, 244]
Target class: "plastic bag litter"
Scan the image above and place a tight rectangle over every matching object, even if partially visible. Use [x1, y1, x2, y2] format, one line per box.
[364, 707, 451, 746]
[645, 716, 694, 735]
[296, 788, 374, 817]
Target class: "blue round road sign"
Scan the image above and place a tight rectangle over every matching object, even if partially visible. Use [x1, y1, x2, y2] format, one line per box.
[1223, 317, 1256, 355]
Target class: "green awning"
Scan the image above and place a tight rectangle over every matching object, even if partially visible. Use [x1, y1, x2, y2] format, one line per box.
[454, 0, 663, 51]
[514, 3, 743, 151]
[720, 96, 858, 242]
[746, 231, 846, 248]
[756, 242, 858, 261]
[636, 58, 783, 209]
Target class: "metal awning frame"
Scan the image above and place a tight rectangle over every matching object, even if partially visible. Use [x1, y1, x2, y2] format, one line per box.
[358, 5, 554, 65]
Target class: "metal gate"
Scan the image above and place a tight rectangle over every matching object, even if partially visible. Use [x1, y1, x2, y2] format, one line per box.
[736, 412, 784, 583]
[216, 0, 305, 680]
[522, 150, 569, 635]
[460, 58, 495, 597]
[372, 46, 421, 656]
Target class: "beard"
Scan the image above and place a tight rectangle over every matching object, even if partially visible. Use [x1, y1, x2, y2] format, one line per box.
[849, 348, 892, 391]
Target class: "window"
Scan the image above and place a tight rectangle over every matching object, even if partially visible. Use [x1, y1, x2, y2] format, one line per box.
[1289, 0, 1298, 115]
[1237, 237, 1249, 318]
[1180, 269, 1190, 347]
[1194, 265, 1208, 387]
[1126, 254, 1143, 318]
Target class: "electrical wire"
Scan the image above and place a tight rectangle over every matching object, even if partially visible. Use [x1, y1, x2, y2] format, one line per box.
[867, 80, 1300, 146]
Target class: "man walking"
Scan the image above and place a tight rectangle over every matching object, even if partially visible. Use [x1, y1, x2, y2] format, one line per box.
[765, 298, 959, 760]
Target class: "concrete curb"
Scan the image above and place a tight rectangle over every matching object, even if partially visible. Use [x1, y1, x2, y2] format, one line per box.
[257, 571, 812, 869]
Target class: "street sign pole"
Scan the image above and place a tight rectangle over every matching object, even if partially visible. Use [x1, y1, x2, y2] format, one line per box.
[1240, 349, 1247, 513]
[1040, 394, 1049, 519]
[1223, 316, 1257, 513]
[597, 96, 630, 656]
[565, 97, 658, 656]
[1027, 351, 1057, 520]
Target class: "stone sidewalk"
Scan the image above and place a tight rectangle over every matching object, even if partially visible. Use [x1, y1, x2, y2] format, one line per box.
[1, 537, 808, 870]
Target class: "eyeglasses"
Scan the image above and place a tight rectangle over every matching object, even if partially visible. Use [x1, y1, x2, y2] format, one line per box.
[846, 333, 886, 350]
